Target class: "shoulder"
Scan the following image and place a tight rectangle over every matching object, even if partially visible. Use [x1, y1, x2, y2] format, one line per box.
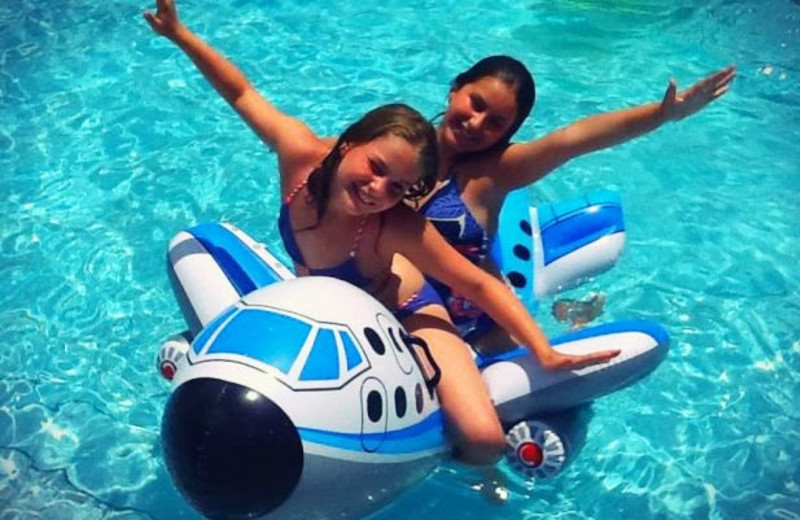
[382, 204, 426, 235]
[275, 122, 325, 161]
[278, 138, 331, 192]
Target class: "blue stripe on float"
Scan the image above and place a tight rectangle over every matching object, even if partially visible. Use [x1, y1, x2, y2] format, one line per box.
[540, 199, 625, 265]
[537, 190, 622, 228]
[298, 411, 445, 454]
[189, 223, 285, 297]
[473, 319, 670, 369]
[474, 347, 527, 368]
[549, 319, 670, 346]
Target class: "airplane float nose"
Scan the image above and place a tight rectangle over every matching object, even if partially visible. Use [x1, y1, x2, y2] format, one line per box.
[162, 378, 303, 520]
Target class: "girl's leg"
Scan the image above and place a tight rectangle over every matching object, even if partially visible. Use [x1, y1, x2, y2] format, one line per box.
[401, 304, 506, 467]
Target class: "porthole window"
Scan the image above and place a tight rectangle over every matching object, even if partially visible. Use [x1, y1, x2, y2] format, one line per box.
[513, 244, 531, 261]
[519, 219, 532, 236]
[394, 387, 407, 418]
[364, 328, 386, 355]
[367, 390, 383, 423]
[507, 271, 527, 289]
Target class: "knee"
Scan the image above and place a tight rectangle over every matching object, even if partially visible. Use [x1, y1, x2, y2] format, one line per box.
[453, 419, 506, 467]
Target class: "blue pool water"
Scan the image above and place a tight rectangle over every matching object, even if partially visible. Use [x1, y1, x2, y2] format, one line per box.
[2, 0, 798, 519]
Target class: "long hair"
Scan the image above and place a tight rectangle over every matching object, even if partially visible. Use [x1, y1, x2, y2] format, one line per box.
[306, 103, 438, 220]
[450, 55, 536, 152]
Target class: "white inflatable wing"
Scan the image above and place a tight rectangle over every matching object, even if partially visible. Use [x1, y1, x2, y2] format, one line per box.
[167, 222, 294, 335]
[478, 319, 669, 427]
[490, 189, 626, 305]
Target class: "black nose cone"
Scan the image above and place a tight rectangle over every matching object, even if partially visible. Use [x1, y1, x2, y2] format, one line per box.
[162, 378, 303, 520]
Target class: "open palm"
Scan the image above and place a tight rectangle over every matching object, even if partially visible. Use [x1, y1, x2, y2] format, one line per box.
[661, 66, 736, 121]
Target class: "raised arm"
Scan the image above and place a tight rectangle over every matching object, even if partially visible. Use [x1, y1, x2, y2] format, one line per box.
[496, 66, 736, 191]
[144, 0, 316, 157]
[383, 206, 619, 371]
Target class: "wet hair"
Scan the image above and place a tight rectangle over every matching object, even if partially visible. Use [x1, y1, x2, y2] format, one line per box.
[450, 55, 536, 151]
[306, 103, 438, 220]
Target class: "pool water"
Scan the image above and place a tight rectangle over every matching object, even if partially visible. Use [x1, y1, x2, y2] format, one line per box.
[1, 1, 798, 519]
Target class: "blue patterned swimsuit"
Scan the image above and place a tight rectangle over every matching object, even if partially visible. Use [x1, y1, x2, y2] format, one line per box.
[419, 178, 496, 341]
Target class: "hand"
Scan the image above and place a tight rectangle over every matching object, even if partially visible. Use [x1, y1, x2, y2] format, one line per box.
[144, 0, 182, 39]
[659, 65, 736, 121]
[538, 348, 620, 372]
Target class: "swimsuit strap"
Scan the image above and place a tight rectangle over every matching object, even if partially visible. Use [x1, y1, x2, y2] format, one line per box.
[284, 179, 309, 204]
[397, 291, 420, 310]
[285, 178, 369, 260]
[349, 215, 368, 258]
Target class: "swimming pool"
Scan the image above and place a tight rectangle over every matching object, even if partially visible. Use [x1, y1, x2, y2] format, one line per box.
[1, 0, 798, 518]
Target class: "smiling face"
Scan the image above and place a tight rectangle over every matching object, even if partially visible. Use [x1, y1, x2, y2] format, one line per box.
[305, 103, 438, 221]
[441, 76, 519, 155]
[332, 134, 423, 216]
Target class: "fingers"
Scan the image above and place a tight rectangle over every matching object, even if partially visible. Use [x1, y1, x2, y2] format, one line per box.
[700, 67, 731, 85]
[143, 10, 163, 33]
[592, 349, 621, 363]
[698, 66, 736, 93]
[574, 350, 619, 368]
[696, 67, 735, 101]
[158, 0, 177, 17]
[675, 66, 735, 113]
[546, 349, 620, 372]
[143, 10, 157, 30]
[709, 65, 737, 84]
[711, 84, 731, 100]
[715, 68, 736, 92]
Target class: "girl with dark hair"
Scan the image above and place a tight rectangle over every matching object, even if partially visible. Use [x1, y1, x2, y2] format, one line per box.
[145, 0, 618, 466]
[418, 55, 735, 349]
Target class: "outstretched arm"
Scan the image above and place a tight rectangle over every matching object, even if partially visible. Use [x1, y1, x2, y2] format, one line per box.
[497, 66, 736, 191]
[384, 206, 619, 371]
[144, 0, 315, 156]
